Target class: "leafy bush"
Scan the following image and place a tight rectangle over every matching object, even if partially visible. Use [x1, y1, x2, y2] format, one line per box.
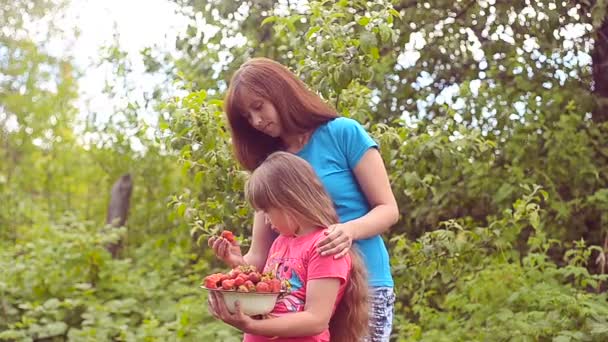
[0, 216, 241, 341]
[2, 0, 608, 340]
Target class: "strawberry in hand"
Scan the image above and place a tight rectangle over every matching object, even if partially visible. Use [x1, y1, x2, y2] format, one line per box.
[208, 230, 244, 268]
[221, 230, 236, 244]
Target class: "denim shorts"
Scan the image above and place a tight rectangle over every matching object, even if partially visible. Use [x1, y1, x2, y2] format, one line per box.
[364, 286, 396, 342]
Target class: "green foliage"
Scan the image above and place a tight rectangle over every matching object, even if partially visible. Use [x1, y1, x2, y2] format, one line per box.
[0, 216, 241, 341]
[168, 0, 608, 340]
[161, 89, 252, 247]
[2, 0, 608, 340]
[390, 187, 608, 341]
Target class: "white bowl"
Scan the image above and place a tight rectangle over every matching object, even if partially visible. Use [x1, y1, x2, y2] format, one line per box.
[202, 287, 282, 316]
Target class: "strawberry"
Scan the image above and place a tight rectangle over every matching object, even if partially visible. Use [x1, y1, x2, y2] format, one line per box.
[202, 273, 225, 289]
[234, 276, 245, 287]
[269, 278, 282, 292]
[256, 281, 270, 293]
[222, 279, 235, 290]
[248, 272, 261, 283]
[228, 268, 240, 279]
[203, 277, 218, 289]
[221, 230, 236, 243]
[237, 285, 249, 292]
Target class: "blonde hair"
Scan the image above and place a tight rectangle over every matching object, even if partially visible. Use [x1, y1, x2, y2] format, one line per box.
[245, 151, 369, 342]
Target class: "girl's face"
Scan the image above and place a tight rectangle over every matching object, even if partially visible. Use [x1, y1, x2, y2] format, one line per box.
[239, 88, 283, 138]
[265, 208, 298, 236]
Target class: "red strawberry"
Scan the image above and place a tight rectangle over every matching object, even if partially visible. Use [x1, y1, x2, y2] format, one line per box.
[248, 272, 261, 283]
[203, 277, 218, 289]
[228, 268, 243, 279]
[221, 230, 236, 243]
[222, 279, 235, 290]
[269, 278, 282, 292]
[256, 281, 271, 293]
[234, 276, 245, 287]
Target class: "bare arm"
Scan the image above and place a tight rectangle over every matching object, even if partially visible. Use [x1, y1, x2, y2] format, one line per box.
[317, 148, 399, 256]
[210, 278, 340, 337]
[245, 278, 339, 336]
[243, 211, 276, 270]
[345, 148, 399, 240]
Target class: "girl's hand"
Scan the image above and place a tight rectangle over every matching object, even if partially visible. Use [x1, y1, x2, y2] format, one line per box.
[316, 223, 354, 259]
[207, 236, 245, 268]
[208, 292, 253, 331]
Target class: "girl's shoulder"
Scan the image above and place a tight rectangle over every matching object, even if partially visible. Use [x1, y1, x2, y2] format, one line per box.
[273, 229, 326, 245]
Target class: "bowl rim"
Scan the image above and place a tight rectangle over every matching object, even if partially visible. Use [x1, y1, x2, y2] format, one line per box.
[200, 286, 285, 295]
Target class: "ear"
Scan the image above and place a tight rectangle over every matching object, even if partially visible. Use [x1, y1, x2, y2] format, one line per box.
[263, 212, 271, 225]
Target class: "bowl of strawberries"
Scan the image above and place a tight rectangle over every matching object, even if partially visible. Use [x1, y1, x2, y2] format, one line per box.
[201, 265, 289, 316]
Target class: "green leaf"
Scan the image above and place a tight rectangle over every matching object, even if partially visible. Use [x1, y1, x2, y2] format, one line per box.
[590, 320, 608, 334]
[43, 322, 68, 337]
[261, 16, 277, 27]
[357, 17, 370, 26]
[177, 203, 186, 217]
[208, 99, 224, 107]
[359, 31, 377, 52]
[306, 26, 322, 40]
[389, 7, 402, 19]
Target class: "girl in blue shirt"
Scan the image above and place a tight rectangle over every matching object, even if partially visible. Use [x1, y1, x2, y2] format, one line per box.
[209, 57, 399, 341]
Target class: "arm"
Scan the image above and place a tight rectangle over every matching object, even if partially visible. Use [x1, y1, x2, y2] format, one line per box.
[318, 148, 399, 257]
[246, 278, 340, 336]
[243, 211, 277, 270]
[209, 211, 276, 270]
[210, 278, 340, 337]
[344, 148, 399, 240]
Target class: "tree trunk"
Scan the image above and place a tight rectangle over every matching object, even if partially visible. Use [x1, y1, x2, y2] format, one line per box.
[592, 12, 608, 123]
[105, 173, 133, 258]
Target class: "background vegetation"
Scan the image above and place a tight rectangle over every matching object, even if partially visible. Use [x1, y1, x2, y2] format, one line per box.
[2, 0, 608, 340]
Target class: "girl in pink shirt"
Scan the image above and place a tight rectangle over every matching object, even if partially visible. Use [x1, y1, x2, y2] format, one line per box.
[208, 152, 368, 342]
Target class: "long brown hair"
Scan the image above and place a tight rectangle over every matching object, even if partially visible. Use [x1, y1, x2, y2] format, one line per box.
[224, 58, 338, 171]
[245, 152, 369, 342]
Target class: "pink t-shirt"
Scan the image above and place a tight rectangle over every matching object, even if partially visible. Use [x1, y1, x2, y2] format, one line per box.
[243, 229, 351, 342]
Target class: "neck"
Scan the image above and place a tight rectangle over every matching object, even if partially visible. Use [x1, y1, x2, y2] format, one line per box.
[294, 220, 318, 237]
[282, 131, 311, 153]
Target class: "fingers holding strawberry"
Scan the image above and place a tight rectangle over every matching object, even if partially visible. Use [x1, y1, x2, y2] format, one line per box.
[221, 230, 236, 243]
[207, 230, 245, 268]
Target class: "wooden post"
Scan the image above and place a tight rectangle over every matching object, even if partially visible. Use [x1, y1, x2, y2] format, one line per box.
[591, 12, 608, 123]
[105, 173, 132, 258]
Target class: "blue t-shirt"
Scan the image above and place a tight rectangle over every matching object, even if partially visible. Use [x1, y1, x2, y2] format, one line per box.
[296, 117, 393, 287]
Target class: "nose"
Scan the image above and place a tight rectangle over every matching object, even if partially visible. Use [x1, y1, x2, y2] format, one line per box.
[250, 112, 263, 128]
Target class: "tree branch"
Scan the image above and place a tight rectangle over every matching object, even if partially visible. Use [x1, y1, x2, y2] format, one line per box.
[393, 0, 417, 12]
[453, 0, 477, 22]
